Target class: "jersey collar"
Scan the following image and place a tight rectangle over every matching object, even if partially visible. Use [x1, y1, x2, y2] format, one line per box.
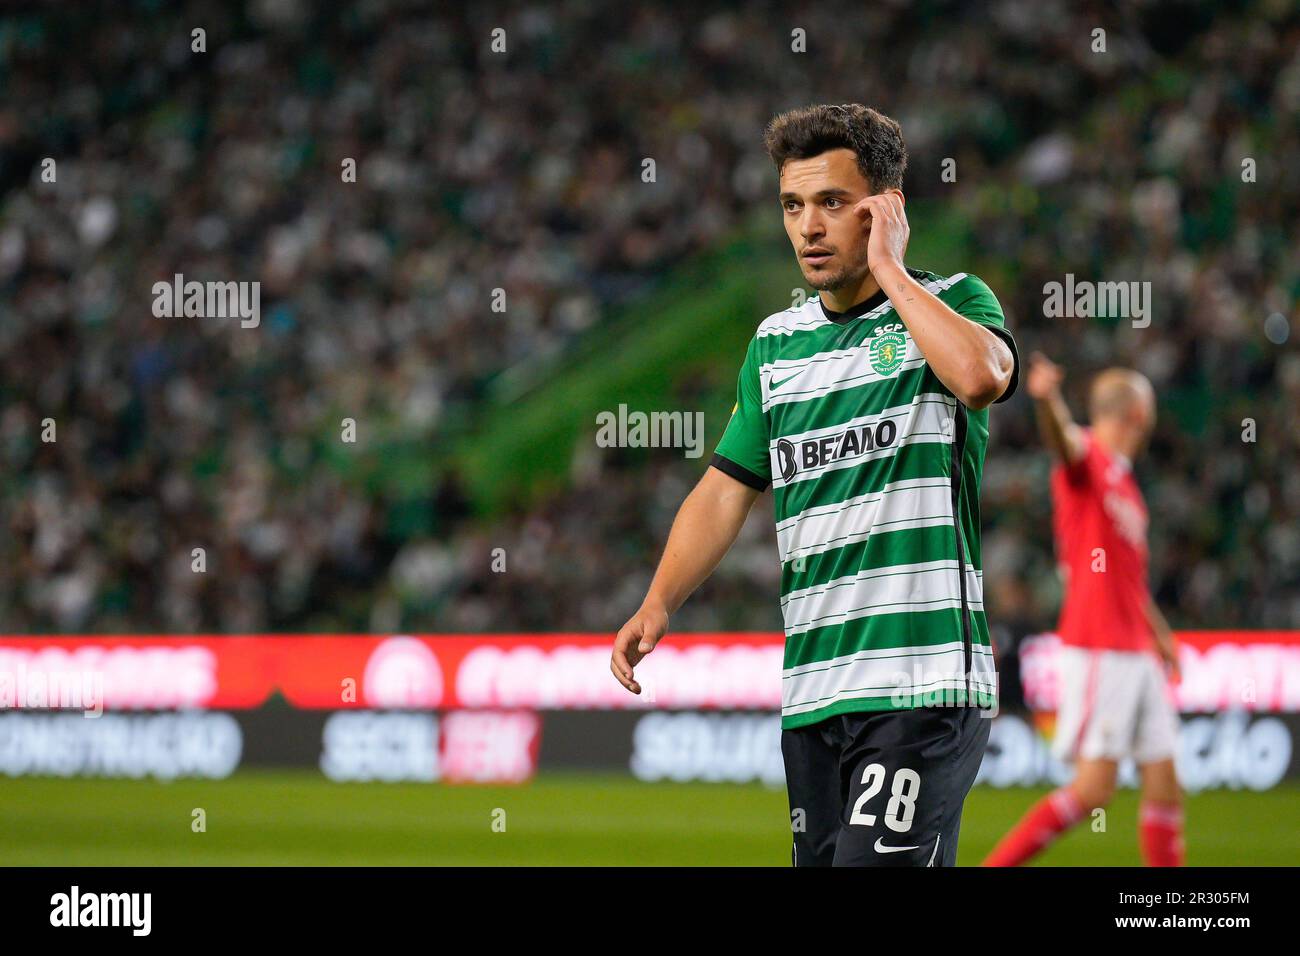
[818, 287, 890, 324]
[817, 269, 927, 324]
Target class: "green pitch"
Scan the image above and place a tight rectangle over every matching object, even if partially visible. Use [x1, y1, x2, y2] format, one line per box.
[1, 771, 1294, 866]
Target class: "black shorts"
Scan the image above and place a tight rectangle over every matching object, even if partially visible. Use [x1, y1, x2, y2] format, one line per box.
[781, 705, 990, 867]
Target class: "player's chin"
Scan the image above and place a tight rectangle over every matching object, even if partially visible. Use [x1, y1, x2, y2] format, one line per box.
[806, 270, 844, 291]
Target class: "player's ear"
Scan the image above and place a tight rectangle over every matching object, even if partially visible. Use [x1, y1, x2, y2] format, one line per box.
[889, 188, 905, 206]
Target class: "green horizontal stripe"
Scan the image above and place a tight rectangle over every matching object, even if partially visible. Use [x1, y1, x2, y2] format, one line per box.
[783, 606, 990, 669]
[782, 524, 962, 592]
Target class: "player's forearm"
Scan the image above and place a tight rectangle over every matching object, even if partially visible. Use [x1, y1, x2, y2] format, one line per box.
[874, 264, 1012, 410]
[1032, 390, 1085, 465]
[641, 471, 757, 616]
[1145, 596, 1174, 644]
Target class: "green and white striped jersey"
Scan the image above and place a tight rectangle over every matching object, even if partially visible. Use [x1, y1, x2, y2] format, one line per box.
[711, 269, 1019, 729]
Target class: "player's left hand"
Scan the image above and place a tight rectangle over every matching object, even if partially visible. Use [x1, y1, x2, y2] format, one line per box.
[855, 191, 909, 277]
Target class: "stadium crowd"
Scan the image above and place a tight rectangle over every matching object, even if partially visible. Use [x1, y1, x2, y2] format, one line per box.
[2, 1, 1297, 639]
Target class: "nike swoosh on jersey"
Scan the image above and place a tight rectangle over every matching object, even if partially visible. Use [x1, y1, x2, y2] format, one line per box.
[769, 371, 804, 391]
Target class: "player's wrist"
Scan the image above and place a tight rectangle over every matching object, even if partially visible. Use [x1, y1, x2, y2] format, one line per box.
[871, 259, 909, 288]
[640, 595, 671, 620]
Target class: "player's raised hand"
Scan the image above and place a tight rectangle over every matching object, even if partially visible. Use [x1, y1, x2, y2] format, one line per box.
[610, 603, 669, 694]
[855, 191, 909, 277]
[1026, 351, 1065, 400]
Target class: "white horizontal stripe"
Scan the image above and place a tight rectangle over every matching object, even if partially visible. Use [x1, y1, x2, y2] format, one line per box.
[783, 678, 999, 717]
[756, 302, 828, 338]
[761, 349, 924, 411]
[779, 559, 985, 636]
[776, 476, 954, 562]
[782, 641, 997, 714]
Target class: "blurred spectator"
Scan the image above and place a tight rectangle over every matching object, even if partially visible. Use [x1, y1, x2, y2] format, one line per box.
[1, 1, 1296, 635]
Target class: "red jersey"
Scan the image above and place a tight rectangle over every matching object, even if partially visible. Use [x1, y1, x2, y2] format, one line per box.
[1051, 429, 1153, 651]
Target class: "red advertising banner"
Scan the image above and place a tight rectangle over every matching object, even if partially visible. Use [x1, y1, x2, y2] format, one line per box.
[1, 631, 1298, 713]
[0, 636, 277, 710]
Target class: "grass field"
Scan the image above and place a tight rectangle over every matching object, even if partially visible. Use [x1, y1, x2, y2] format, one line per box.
[1, 771, 1295, 866]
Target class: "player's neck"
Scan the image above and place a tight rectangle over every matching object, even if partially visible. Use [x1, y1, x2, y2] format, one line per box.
[819, 273, 883, 314]
[1092, 420, 1139, 464]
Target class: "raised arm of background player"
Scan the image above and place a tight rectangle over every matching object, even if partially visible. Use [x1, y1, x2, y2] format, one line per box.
[610, 467, 760, 694]
[1025, 350, 1087, 465]
[1025, 351, 1180, 680]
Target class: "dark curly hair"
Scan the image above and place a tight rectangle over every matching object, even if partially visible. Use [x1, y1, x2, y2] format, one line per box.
[763, 103, 907, 193]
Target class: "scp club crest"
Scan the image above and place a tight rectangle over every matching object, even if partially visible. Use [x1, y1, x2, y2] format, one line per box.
[869, 330, 907, 376]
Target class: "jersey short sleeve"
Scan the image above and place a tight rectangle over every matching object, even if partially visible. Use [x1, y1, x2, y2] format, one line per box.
[948, 274, 1020, 404]
[711, 336, 771, 491]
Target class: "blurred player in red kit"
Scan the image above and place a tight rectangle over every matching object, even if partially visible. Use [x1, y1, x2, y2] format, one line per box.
[983, 354, 1183, 866]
